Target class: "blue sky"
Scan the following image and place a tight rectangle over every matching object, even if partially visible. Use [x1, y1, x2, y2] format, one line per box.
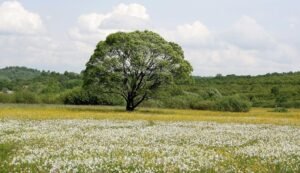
[0, 0, 299, 76]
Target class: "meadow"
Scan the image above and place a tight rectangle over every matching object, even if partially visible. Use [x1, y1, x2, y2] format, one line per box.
[0, 104, 300, 172]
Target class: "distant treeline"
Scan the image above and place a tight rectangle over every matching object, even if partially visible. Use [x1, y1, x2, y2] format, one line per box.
[0, 66, 299, 110]
[0, 67, 82, 104]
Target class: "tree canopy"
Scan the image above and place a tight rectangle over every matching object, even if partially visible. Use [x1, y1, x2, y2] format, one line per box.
[83, 30, 193, 111]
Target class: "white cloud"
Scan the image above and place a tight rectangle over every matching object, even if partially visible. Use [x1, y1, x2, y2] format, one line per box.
[222, 16, 298, 65]
[0, 34, 87, 72]
[160, 21, 215, 49]
[159, 16, 300, 75]
[0, 1, 44, 34]
[222, 16, 277, 50]
[0, 2, 151, 73]
[176, 21, 211, 41]
[69, 3, 150, 53]
[288, 17, 298, 30]
[0, 1, 87, 72]
[112, 3, 149, 20]
[76, 3, 149, 32]
[69, 13, 299, 75]
[0, 2, 298, 76]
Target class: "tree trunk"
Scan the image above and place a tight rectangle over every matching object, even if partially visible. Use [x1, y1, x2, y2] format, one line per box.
[126, 96, 135, 111]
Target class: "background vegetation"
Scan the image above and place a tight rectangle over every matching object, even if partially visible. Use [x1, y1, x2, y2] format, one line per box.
[0, 66, 299, 111]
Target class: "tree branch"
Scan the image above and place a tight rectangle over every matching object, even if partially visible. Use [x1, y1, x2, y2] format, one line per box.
[133, 93, 147, 108]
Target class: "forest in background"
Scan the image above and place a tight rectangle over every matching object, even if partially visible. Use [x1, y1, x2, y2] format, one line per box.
[0, 66, 299, 110]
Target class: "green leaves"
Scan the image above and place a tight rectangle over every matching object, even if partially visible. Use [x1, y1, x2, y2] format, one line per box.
[84, 30, 192, 111]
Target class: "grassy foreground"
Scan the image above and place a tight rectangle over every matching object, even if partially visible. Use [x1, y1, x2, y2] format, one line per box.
[0, 104, 300, 125]
[0, 104, 299, 172]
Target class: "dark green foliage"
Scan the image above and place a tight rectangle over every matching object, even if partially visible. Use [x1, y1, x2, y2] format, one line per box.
[189, 100, 214, 110]
[214, 96, 252, 112]
[0, 80, 12, 91]
[0, 67, 82, 104]
[14, 91, 40, 104]
[0, 66, 41, 81]
[161, 95, 197, 109]
[271, 86, 280, 96]
[0, 66, 300, 111]
[275, 95, 288, 107]
[273, 107, 288, 112]
[205, 88, 222, 100]
[192, 72, 300, 108]
[0, 93, 14, 103]
[64, 88, 123, 105]
[84, 31, 192, 111]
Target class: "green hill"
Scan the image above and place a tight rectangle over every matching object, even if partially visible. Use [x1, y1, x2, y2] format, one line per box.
[0, 66, 82, 104]
[0, 66, 41, 81]
[0, 66, 299, 108]
[191, 72, 300, 108]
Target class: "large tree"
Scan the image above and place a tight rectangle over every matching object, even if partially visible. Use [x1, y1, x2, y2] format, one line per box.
[83, 30, 192, 111]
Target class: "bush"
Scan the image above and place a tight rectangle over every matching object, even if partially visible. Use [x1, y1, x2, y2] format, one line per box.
[0, 93, 14, 103]
[271, 86, 280, 96]
[273, 107, 288, 112]
[161, 95, 191, 109]
[205, 88, 222, 100]
[14, 91, 40, 104]
[214, 96, 251, 112]
[252, 100, 274, 108]
[292, 101, 300, 108]
[160, 94, 207, 109]
[189, 100, 214, 110]
[275, 95, 288, 107]
[141, 99, 164, 108]
[63, 89, 123, 105]
[40, 94, 61, 104]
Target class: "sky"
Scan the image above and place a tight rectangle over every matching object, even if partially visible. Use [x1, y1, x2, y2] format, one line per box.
[0, 0, 299, 76]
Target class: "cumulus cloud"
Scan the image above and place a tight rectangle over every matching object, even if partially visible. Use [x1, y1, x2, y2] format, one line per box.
[158, 16, 300, 75]
[176, 21, 211, 41]
[0, 2, 151, 73]
[69, 3, 150, 53]
[0, 1, 298, 75]
[0, 1, 87, 72]
[160, 21, 216, 49]
[69, 13, 300, 75]
[0, 34, 88, 72]
[111, 3, 149, 20]
[222, 16, 277, 50]
[0, 1, 44, 34]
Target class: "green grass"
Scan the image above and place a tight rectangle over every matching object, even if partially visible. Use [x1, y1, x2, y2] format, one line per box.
[0, 104, 299, 125]
[0, 143, 15, 173]
[0, 104, 299, 172]
[0, 143, 14, 161]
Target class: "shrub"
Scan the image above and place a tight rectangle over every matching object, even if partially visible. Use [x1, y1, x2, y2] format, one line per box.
[141, 99, 164, 108]
[214, 96, 251, 112]
[271, 86, 280, 96]
[0, 93, 14, 103]
[162, 94, 210, 109]
[14, 91, 40, 104]
[40, 94, 61, 104]
[275, 95, 288, 107]
[273, 107, 288, 112]
[252, 100, 274, 108]
[63, 89, 123, 105]
[205, 88, 222, 100]
[161, 95, 191, 109]
[189, 100, 214, 110]
[292, 101, 300, 108]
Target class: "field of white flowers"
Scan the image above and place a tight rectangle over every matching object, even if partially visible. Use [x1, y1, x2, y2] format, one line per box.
[0, 119, 299, 172]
